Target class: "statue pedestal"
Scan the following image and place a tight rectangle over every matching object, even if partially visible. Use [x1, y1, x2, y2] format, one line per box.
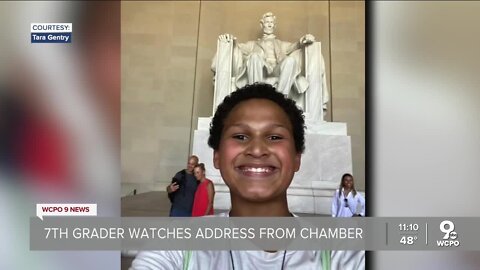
[192, 117, 352, 215]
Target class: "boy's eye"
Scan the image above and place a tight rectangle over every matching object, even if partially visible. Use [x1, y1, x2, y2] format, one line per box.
[268, 135, 283, 141]
[232, 134, 248, 141]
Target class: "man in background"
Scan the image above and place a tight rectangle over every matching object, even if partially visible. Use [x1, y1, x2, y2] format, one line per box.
[166, 155, 199, 217]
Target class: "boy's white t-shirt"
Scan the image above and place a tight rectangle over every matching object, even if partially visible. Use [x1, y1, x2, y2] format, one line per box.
[129, 213, 365, 270]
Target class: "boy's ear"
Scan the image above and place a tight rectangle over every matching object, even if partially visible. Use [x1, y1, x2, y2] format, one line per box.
[213, 150, 220, 169]
[294, 153, 301, 172]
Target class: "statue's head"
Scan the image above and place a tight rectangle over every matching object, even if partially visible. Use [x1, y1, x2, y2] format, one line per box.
[260, 12, 276, 35]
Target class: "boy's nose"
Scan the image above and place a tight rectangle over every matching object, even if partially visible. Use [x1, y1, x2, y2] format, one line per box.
[246, 138, 268, 158]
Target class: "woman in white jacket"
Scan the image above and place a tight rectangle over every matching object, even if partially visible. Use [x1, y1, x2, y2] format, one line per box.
[331, 173, 365, 217]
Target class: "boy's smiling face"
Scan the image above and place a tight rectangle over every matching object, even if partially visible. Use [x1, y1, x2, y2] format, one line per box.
[213, 98, 301, 203]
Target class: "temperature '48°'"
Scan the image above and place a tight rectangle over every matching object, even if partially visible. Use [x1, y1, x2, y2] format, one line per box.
[400, 235, 418, 245]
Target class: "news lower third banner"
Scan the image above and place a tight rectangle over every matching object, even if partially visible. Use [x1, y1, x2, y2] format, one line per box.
[30, 217, 479, 251]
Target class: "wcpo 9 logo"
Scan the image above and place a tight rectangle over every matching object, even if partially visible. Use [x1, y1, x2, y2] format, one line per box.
[437, 220, 460, 247]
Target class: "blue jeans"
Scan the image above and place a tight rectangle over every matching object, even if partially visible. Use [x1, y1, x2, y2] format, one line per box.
[169, 208, 191, 217]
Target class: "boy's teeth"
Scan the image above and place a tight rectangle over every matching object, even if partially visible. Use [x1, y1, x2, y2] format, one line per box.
[243, 167, 272, 173]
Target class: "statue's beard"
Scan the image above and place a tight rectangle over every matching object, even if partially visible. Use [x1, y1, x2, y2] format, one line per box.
[263, 28, 275, 35]
[262, 33, 276, 40]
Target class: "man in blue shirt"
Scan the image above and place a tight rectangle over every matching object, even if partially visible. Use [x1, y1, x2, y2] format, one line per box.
[166, 155, 199, 217]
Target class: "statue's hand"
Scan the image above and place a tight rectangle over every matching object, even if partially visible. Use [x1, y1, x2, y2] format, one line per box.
[218, 34, 236, 43]
[300, 34, 316, 45]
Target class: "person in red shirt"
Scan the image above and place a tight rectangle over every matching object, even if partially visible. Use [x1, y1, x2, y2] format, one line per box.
[191, 163, 215, 216]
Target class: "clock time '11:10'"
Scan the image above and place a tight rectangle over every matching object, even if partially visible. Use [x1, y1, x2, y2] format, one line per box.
[398, 223, 419, 231]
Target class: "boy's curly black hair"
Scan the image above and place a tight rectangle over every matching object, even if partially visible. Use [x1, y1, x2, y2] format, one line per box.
[208, 83, 305, 153]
